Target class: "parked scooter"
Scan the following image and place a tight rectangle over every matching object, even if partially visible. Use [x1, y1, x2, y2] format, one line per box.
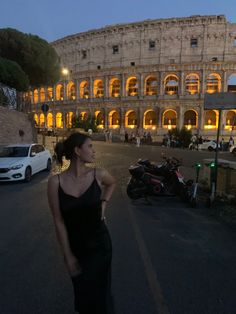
[127, 157, 197, 205]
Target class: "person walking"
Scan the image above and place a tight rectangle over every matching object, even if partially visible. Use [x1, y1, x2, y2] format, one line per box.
[48, 132, 116, 313]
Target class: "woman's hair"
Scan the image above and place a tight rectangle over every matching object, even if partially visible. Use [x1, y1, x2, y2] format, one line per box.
[54, 132, 90, 165]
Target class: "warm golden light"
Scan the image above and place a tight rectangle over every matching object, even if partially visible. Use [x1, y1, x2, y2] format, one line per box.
[62, 68, 69, 76]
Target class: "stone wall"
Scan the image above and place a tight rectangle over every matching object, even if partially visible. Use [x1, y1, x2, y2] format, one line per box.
[0, 106, 36, 145]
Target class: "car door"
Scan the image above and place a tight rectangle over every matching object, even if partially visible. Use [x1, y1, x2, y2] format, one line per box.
[35, 145, 46, 171]
[29, 145, 40, 174]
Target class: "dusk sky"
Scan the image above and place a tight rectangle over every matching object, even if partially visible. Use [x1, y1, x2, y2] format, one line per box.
[1, 0, 236, 42]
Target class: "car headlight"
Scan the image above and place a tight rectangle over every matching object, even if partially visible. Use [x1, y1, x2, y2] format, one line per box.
[11, 164, 24, 170]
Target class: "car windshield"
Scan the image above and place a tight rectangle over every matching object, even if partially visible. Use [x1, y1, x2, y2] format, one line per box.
[0, 146, 29, 157]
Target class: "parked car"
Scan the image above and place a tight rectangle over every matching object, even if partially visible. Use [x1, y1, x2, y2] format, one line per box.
[0, 144, 52, 182]
[189, 140, 220, 151]
[229, 144, 236, 154]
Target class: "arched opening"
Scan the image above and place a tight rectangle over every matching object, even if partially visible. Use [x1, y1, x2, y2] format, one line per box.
[33, 89, 39, 103]
[94, 80, 104, 98]
[34, 114, 39, 126]
[80, 111, 88, 121]
[126, 77, 138, 96]
[225, 110, 236, 130]
[185, 74, 199, 95]
[227, 74, 236, 92]
[39, 113, 45, 127]
[40, 88, 45, 102]
[56, 112, 63, 128]
[109, 110, 120, 128]
[67, 81, 76, 100]
[145, 76, 158, 96]
[56, 84, 64, 101]
[125, 110, 137, 128]
[143, 110, 157, 129]
[164, 75, 179, 95]
[47, 113, 53, 128]
[80, 81, 89, 99]
[162, 109, 177, 129]
[66, 112, 73, 128]
[47, 87, 53, 101]
[95, 111, 104, 129]
[109, 78, 120, 97]
[204, 110, 218, 129]
[206, 73, 221, 94]
[184, 110, 197, 129]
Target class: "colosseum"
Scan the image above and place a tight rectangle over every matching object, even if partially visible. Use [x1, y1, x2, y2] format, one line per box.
[29, 14, 236, 140]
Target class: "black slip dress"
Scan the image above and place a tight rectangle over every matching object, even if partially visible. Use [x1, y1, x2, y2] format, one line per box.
[58, 169, 112, 314]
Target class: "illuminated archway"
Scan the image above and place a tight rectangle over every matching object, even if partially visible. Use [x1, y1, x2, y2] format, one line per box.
[39, 113, 45, 127]
[125, 110, 137, 128]
[94, 80, 104, 98]
[164, 75, 179, 95]
[34, 114, 39, 126]
[225, 110, 236, 130]
[145, 76, 158, 96]
[109, 110, 120, 128]
[47, 87, 53, 101]
[33, 89, 39, 103]
[109, 78, 120, 97]
[204, 110, 218, 129]
[56, 112, 63, 128]
[80, 111, 88, 121]
[184, 110, 197, 129]
[162, 109, 177, 129]
[47, 113, 53, 128]
[66, 112, 73, 128]
[67, 81, 76, 100]
[95, 111, 104, 128]
[80, 81, 89, 99]
[126, 77, 138, 96]
[206, 73, 221, 94]
[185, 74, 199, 95]
[40, 88, 45, 102]
[143, 110, 157, 129]
[56, 84, 64, 100]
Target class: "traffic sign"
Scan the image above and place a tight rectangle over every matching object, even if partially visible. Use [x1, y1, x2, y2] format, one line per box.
[204, 92, 236, 110]
[41, 104, 49, 113]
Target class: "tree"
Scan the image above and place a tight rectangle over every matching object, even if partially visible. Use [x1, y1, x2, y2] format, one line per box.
[168, 127, 192, 148]
[0, 57, 29, 91]
[0, 28, 60, 89]
[72, 114, 98, 132]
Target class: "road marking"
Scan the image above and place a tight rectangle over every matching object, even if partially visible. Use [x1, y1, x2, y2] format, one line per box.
[122, 186, 169, 314]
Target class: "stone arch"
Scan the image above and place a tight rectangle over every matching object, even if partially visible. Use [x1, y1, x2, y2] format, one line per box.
[125, 110, 138, 128]
[34, 114, 39, 126]
[204, 110, 218, 129]
[183, 109, 198, 129]
[145, 76, 158, 96]
[185, 73, 200, 95]
[40, 88, 45, 102]
[39, 113, 45, 127]
[56, 112, 63, 128]
[80, 80, 89, 99]
[143, 110, 157, 129]
[67, 81, 76, 100]
[94, 79, 104, 98]
[47, 112, 53, 128]
[109, 78, 120, 97]
[225, 110, 236, 130]
[109, 110, 120, 128]
[56, 84, 64, 101]
[33, 89, 39, 103]
[95, 110, 104, 128]
[126, 77, 138, 96]
[66, 112, 73, 128]
[162, 109, 177, 129]
[164, 75, 179, 95]
[206, 73, 221, 93]
[47, 87, 53, 101]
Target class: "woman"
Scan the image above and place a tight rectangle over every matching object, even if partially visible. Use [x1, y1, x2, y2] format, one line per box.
[47, 132, 116, 313]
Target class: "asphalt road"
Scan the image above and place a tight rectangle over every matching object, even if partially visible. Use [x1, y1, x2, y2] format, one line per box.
[1, 142, 236, 314]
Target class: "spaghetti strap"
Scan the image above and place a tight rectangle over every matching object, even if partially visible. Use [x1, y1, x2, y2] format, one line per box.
[94, 167, 96, 179]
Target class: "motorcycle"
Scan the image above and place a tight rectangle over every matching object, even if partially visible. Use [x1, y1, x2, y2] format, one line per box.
[127, 157, 197, 206]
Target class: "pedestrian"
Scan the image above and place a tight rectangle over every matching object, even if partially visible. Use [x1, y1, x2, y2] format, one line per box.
[136, 132, 141, 147]
[47, 132, 116, 314]
[88, 128, 93, 136]
[124, 131, 129, 143]
[108, 130, 113, 143]
[228, 136, 234, 150]
[104, 129, 109, 142]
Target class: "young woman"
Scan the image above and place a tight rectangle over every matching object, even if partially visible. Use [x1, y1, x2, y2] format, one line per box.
[47, 132, 116, 313]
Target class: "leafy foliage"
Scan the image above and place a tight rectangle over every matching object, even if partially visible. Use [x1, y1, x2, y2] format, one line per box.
[0, 57, 29, 91]
[0, 28, 60, 89]
[72, 114, 98, 132]
[168, 127, 192, 147]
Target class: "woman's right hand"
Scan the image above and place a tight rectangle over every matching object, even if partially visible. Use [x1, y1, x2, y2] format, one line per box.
[65, 255, 82, 277]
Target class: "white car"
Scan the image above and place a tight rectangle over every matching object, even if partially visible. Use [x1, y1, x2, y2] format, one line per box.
[229, 145, 236, 154]
[0, 144, 52, 182]
[198, 140, 220, 151]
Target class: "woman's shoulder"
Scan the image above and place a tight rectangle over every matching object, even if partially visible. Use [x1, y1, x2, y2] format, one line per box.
[48, 173, 60, 186]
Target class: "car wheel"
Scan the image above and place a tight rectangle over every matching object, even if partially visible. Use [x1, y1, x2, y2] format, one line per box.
[24, 166, 32, 182]
[208, 146, 214, 151]
[46, 159, 52, 171]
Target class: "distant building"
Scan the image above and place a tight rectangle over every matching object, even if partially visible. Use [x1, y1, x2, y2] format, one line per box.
[27, 15, 236, 138]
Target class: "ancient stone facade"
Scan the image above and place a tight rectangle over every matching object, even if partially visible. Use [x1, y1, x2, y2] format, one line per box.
[29, 15, 236, 139]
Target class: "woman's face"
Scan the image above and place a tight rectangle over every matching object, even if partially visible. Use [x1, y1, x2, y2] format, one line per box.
[77, 138, 95, 163]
